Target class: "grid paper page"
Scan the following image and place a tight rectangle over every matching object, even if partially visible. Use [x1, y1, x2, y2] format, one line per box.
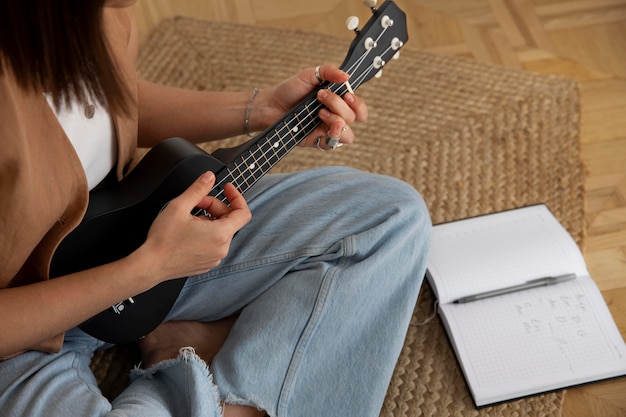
[427, 205, 589, 304]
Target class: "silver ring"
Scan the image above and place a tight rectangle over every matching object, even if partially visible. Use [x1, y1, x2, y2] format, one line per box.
[341, 126, 349, 132]
[314, 136, 325, 151]
[314, 66, 323, 84]
[325, 134, 341, 150]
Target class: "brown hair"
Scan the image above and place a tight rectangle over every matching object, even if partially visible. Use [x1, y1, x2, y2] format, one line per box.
[0, 0, 130, 114]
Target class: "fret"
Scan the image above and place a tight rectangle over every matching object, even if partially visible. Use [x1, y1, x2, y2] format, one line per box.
[301, 101, 318, 130]
[293, 114, 304, 140]
[261, 136, 278, 165]
[225, 167, 239, 190]
[275, 129, 290, 155]
[295, 112, 312, 141]
[258, 140, 274, 171]
[283, 120, 297, 143]
[253, 136, 268, 162]
[233, 160, 252, 189]
[284, 118, 301, 135]
[248, 146, 263, 178]
[267, 136, 282, 164]
[242, 151, 261, 184]
[260, 140, 280, 168]
[284, 119, 301, 147]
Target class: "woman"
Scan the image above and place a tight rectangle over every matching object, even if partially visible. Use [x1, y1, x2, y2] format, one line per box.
[0, 1, 431, 416]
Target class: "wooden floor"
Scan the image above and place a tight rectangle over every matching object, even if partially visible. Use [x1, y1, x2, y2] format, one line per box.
[134, 1, 626, 415]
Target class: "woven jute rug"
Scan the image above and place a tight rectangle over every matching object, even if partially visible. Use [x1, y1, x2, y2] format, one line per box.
[92, 17, 585, 416]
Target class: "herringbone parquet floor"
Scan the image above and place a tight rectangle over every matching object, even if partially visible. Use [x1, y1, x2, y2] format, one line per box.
[135, 1, 626, 415]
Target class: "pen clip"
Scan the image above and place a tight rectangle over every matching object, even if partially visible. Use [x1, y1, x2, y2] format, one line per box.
[526, 273, 576, 285]
[526, 277, 553, 284]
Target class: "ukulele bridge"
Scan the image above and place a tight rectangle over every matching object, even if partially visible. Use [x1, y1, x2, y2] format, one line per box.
[111, 297, 135, 314]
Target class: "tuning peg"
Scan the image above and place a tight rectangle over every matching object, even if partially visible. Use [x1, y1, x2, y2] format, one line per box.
[345, 16, 360, 34]
[364, 37, 377, 50]
[375, 69, 383, 78]
[391, 37, 404, 51]
[381, 15, 394, 29]
[362, 0, 378, 12]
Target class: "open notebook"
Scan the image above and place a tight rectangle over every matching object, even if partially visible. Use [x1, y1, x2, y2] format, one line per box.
[426, 204, 626, 407]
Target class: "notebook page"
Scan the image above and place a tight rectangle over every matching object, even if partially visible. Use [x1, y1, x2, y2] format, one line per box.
[439, 274, 626, 406]
[427, 205, 589, 304]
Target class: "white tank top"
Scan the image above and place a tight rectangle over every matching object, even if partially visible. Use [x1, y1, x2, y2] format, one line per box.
[45, 92, 117, 191]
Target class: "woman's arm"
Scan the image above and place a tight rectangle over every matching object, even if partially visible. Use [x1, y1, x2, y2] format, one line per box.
[136, 65, 368, 148]
[137, 81, 253, 147]
[0, 173, 250, 358]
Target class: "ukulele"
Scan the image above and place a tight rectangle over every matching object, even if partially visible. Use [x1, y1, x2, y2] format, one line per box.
[51, 0, 408, 344]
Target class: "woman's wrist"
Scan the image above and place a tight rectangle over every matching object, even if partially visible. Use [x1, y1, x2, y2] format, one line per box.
[123, 244, 168, 290]
[244, 88, 259, 137]
[244, 87, 275, 135]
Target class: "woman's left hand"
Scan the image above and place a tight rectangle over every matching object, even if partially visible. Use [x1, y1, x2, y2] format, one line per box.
[257, 64, 368, 150]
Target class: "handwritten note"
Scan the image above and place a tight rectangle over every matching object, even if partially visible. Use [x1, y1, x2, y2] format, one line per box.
[442, 275, 621, 389]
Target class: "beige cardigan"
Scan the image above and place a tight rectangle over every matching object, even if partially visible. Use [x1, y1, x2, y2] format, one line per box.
[0, 7, 139, 357]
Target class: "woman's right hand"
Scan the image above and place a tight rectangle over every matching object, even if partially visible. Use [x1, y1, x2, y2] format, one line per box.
[0, 172, 250, 358]
[135, 171, 251, 284]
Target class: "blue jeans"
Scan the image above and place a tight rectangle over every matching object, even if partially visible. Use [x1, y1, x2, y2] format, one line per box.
[0, 167, 431, 417]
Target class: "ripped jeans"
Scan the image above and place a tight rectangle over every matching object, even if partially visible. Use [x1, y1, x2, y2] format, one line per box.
[0, 167, 431, 417]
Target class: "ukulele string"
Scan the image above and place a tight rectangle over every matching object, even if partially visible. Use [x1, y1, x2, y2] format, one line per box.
[207, 64, 373, 206]
[218, 50, 387, 196]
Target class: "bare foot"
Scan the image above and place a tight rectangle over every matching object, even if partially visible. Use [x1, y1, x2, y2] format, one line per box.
[138, 316, 237, 368]
[138, 317, 267, 416]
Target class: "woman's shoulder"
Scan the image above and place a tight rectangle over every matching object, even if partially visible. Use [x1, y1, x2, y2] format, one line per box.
[103, 6, 139, 63]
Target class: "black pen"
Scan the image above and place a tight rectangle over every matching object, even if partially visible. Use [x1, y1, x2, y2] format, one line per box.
[453, 273, 577, 304]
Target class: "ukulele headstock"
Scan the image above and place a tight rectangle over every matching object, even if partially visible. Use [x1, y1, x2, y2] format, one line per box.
[339, 1, 408, 88]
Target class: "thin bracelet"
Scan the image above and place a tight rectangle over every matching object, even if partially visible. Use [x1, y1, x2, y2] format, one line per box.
[244, 87, 260, 137]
